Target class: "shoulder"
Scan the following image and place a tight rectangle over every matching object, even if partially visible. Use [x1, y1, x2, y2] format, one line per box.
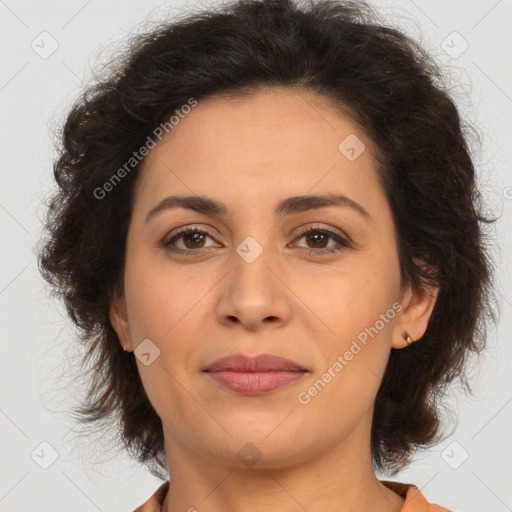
[381, 480, 453, 512]
[131, 481, 170, 512]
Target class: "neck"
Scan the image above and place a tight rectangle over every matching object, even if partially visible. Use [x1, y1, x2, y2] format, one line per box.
[160, 416, 405, 512]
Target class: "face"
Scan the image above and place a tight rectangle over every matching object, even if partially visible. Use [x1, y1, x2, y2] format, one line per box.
[111, 87, 435, 470]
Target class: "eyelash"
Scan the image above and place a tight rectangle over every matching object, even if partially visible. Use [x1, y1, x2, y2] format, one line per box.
[162, 225, 352, 256]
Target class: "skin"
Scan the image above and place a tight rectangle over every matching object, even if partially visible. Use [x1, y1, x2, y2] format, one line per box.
[110, 86, 438, 512]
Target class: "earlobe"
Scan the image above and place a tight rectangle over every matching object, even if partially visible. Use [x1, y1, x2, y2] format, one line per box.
[392, 281, 439, 349]
[109, 294, 133, 352]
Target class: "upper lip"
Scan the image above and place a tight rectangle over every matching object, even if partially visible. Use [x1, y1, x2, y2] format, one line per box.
[203, 354, 308, 372]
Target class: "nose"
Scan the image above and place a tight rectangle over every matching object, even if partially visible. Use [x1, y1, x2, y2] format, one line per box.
[215, 247, 292, 331]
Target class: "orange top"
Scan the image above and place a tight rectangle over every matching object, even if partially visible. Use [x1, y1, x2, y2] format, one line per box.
[132, 480, 452, 511]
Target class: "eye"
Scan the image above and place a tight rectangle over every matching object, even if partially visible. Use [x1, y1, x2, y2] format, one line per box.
[162, 224, 352, 256]
[162, 226, 218, 255]
[292, 225, 352, 255]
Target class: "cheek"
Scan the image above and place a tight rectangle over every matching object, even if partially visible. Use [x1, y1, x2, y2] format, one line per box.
[295, 250, 400, 343]
[123, 247, 202, 342]
[294, 251, 400, 402]
[122, 253, 204, 412]
[297, 291, 397, 436]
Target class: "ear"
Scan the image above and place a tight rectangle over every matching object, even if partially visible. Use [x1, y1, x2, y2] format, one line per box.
[392, 278, 439, 349]
[109, 293, 133, 352]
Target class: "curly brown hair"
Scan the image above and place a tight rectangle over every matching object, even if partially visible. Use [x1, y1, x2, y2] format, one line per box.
[39, 0, 496, 478]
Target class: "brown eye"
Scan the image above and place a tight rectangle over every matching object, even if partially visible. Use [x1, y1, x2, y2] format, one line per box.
[163, 227, 218, 255]
[304, 231, 329, 249]
[293, 226, 351, 255]
[180, 231, 207, 249]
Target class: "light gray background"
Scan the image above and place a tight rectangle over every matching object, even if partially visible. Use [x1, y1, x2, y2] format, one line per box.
[1, 0, 511, 511]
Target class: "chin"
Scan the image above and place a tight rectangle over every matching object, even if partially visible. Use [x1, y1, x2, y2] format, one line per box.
[193, 423, 314, 469]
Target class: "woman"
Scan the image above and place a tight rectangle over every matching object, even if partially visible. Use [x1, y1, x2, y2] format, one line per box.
[39, 0, 495, 510]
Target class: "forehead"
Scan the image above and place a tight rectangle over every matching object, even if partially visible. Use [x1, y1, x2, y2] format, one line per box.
[146, 87, 370, 166]
[132, 87, 384, 219]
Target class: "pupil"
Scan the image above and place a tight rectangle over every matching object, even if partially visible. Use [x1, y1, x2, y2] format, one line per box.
[308, 233, 327, 248]
[186, 233, 203, 248]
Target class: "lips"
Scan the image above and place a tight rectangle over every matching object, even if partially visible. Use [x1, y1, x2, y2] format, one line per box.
[203, 354, 308, 395]
[204, 354, 307, 372]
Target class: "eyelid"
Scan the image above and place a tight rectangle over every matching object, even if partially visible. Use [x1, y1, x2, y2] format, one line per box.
[291, 224, 353, 250]
[294, 223, 350, 241]
[162, 224, 218, 245]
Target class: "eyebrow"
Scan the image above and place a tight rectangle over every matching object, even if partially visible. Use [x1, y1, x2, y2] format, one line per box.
[144, 193, 372, 224]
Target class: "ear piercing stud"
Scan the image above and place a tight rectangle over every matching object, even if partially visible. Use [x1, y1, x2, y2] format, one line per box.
[404, 332, 416, 345]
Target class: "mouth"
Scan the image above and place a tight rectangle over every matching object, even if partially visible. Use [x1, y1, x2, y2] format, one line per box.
[202, 353, 309, 395]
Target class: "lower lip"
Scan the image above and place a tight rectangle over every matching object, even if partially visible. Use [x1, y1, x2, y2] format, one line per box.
[205, 370, 307, 395]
